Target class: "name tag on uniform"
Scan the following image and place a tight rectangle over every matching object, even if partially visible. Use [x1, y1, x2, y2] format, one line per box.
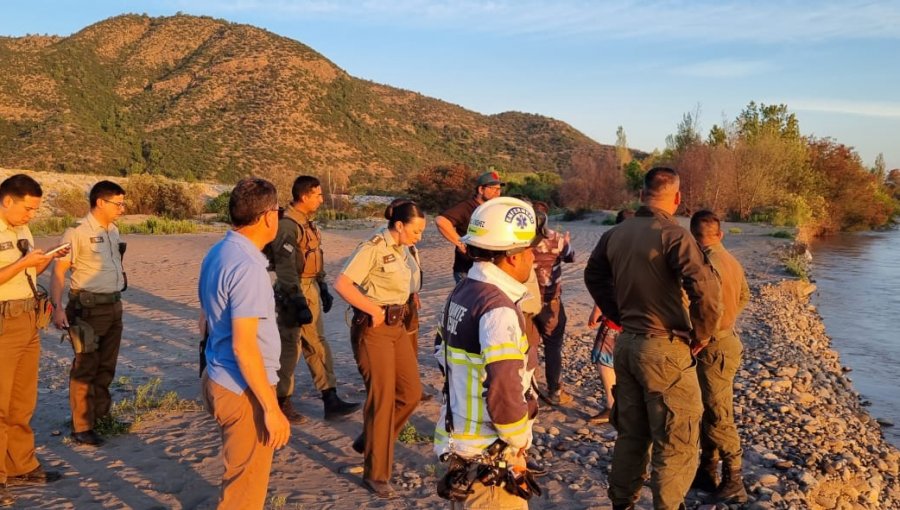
[281, 243, 294, 253]
[0, 241, 12, 251]
[90, 236, 105, 244]
[383, 254, 396, 264]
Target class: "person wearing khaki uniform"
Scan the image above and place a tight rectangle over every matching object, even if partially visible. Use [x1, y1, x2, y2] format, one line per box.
[334, 199, 425, 499]
[690, 211, 750, 504]
[584, 168, 722, 510]
[0, 174, 65, 507]
[50, 181, 127, 447]
[271, 176, 359, 423]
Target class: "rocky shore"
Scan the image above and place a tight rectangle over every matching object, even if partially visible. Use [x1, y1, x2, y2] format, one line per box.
[528, 272, 900, 509]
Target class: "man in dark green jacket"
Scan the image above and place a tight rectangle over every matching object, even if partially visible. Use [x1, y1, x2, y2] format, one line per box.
[271, 175, 359, 423]
[584, 167, 722, 510]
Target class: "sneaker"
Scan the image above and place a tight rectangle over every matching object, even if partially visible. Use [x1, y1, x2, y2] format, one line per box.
[71, 430, 104, 447]
[6, 466, 62, 485]
[543, 389, 574, 406]
[589, 409, 610, 424]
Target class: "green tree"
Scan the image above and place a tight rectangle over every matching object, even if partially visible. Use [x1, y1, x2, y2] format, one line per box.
[615, 126, 632, 168]
[407, 163, 476, 213]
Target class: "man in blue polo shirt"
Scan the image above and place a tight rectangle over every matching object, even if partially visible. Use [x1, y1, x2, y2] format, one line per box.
[198, 177, 290, 510]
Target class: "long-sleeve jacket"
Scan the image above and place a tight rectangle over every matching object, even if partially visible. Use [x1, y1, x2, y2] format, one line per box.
[704, 242, 750, 333]
[533, 228, 574, 301]
[584, 205, 722, 342]
[272, 205, 325, 296]
[434, 262, 538, 458]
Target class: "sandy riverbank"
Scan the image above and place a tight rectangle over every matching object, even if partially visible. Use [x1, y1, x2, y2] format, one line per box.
[9, 213, 898, 509]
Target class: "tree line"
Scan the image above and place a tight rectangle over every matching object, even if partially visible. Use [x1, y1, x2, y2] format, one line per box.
[407, 102, 898, 238]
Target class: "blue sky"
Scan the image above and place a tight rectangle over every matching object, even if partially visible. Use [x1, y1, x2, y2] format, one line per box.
[3, 1, 899, 170]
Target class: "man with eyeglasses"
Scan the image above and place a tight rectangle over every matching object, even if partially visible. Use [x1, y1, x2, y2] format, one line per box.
[50, 180, 128, 447]
[435, 171, 505, 284]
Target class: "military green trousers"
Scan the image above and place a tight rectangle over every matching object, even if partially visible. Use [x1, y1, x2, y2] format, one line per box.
[276, 278, 336, 397]
[696, 331, 744, 467]
[608, 332, 703, 510]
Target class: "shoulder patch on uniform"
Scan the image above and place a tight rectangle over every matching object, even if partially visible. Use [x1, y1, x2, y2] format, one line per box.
[281, 243, 294, 253]
[369, 235, 384, 244]
[0, 241, 12, 251]
[90, 236, 105, 244]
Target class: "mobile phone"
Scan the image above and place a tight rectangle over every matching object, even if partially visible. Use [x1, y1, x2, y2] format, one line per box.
[44, 242, 71, 256]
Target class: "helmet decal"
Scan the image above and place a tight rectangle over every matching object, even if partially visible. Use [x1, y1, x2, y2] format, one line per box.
[504, 206, 535, 226]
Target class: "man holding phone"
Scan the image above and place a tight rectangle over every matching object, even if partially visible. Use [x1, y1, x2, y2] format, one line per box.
[50, 180, 127, 447]
[1, 174, 68, 507]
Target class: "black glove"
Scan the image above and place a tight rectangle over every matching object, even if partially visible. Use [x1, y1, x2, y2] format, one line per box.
[319, 281, 334, 314]
[289, 293, 314, 326]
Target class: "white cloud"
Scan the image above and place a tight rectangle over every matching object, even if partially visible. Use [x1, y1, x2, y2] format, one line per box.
[179, 0, 900, 43]
[787, 99, 900, 119]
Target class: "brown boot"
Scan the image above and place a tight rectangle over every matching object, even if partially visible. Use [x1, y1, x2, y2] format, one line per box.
[711, 461, 748, 504]
[278, 396, 309, 425]
[691, 456, 719, 492]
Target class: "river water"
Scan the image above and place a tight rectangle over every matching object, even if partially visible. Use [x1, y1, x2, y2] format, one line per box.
[810, 227, 900, 448]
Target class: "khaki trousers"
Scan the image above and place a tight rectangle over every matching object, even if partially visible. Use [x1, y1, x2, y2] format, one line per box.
[451, 483, 529, 510]
[696, 331, 744, 467]
[276, 279, 335, 397]
[202, 373, 275, 510]
[0, 312, 41, 484]
[68, 300, 123, 432]
[608, 333, 703, 510]
[350, 316, 422, 482]
[450, 453, 529, 510]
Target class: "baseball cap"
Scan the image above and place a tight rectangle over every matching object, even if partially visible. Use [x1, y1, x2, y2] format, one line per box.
[476, 171, 505, 187]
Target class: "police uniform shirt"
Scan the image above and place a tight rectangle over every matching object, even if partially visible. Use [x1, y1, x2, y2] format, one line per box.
[341, 227, 413, 306]
[61, 213, 124, 294]
[0, 214, 36, 300]
[408, 245, 422, 295]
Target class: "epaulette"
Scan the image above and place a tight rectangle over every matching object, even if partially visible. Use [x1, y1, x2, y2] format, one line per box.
[368, 234, 384, 244]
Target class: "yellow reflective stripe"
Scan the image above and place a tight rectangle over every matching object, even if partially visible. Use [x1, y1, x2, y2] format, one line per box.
[474, 367, 483, 428]
[494, 414, 529, 436]
[465, 366, 474, 435]
[434, 427, 491, 441]
[485, 353, 525, 363]
[447, 345, 484, 366]
[483, 343, 519, 354]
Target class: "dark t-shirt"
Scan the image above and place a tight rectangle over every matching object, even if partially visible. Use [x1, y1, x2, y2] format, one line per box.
[440, 197, 480, 274]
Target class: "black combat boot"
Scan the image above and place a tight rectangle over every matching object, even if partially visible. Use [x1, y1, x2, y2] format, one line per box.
[691, 456, 719, 492]
[278, 396, 308, 425]
[711, 461, 748, 504]
[322, 388, 361, 420]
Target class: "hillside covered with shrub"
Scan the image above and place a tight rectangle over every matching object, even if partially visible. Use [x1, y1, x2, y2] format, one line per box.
[0, 14, 614, 190]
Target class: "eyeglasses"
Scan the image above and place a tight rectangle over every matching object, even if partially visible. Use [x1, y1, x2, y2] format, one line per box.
[257, 205, 279, 220]
[103, 199, 126, 209]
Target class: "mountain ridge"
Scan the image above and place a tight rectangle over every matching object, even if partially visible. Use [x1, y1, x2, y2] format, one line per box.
[0, 13, 617, 189]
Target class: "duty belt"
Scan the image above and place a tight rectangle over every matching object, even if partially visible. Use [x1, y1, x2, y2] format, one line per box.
[0, 298, 36, 318]
[69, 290, 122, 307]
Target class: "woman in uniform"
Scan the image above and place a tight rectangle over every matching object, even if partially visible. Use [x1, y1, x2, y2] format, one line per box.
[333, 198, 425, 498]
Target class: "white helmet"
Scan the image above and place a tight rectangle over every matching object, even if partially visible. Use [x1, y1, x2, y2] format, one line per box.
[461, 197, 538, 252]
